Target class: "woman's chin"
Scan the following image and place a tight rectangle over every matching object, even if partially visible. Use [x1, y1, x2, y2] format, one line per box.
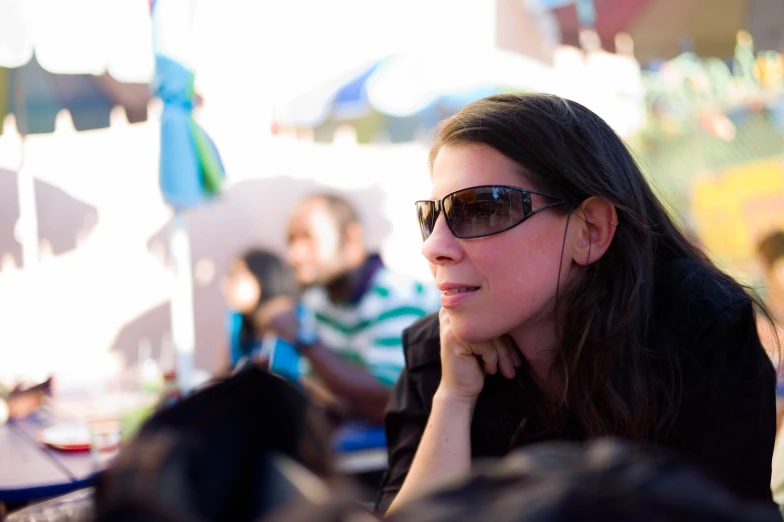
[449, 320, 503, 345]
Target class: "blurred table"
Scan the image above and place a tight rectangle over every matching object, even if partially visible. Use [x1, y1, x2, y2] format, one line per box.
[0, 409, 106, 503]
[12, 410, 113, 484]
[0, 421, 90, 503]
[3, 406, 387, 502]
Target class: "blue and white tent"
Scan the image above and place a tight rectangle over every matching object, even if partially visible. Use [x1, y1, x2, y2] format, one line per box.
[273, 48, 557, 144]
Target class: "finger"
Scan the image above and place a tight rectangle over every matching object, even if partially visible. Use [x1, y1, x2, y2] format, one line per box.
[510, 348, 522, 368]
[438, 308, 451, 341]
[506, 338, 523, 368]
[496, 343, 518, 379]
[499, 335, 522, 368]
[481, 348, 498, 375]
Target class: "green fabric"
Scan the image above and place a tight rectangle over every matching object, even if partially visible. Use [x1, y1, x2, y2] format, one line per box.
[189, 119, 223, 195]
[373, 286, 390, 298]
[303, 266, 441, 385]
[0, 68, 9, 136]
[314, 312, 370, 336]
[376, 306, 428, 323]
[314, 305, 429, 335]
[373, 336, 403, 347]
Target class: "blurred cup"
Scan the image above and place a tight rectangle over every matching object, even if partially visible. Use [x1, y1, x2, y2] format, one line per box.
[57, 389, 156, 471]
[82, 395, 124, 471]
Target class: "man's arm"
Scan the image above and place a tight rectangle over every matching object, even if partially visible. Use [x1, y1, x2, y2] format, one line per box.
[299, 343, 390, 425]
[259, 298, 392, 424]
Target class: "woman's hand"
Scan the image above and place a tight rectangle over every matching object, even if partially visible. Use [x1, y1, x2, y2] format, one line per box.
[437, 308, 522, 403]
[386, 309, 522, 514]
[256, 296, 298, 343]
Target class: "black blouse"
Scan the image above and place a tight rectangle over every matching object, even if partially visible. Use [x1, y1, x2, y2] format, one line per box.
[376, 258, 777, 512]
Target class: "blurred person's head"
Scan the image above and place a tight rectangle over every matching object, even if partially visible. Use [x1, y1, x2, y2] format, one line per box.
[758, 230, 784, 322]
[420, 93, 771, 441]
[223, 248, 297, 314]
[287, 194, 366, 287]
[383, 439, 782, 522]
[94, 367, 337, 522]
[264, 440, 781, 522]
[758, 230, 784, 289]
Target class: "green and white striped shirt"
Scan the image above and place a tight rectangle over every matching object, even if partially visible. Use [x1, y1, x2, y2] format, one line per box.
[301, 266, 441, 386]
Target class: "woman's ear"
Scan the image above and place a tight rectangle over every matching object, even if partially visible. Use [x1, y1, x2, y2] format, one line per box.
[571, 197, 618, 266]
[344, 221, 364, 248]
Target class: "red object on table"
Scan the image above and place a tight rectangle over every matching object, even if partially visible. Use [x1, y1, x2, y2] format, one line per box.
[36, 422, 120, 453]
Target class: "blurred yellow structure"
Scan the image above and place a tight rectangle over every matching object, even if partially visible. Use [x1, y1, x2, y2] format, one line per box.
[691, 157, 784, 277]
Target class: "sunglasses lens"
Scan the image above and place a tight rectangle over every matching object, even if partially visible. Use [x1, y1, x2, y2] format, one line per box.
[416, 201, 439, 241]
[444, 186, 530, 238]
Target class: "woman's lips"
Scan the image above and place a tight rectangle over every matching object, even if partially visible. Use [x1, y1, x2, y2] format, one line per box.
[440, 286, 479, 307]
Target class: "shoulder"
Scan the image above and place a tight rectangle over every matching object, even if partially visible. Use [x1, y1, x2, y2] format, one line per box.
[654, 258, 752, 340]
[401, 312, 441, 369]
[653, 258, 775, 385]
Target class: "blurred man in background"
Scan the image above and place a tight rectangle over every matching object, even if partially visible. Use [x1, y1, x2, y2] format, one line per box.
[758, 230, 784, 324]
[757, 229, 784, 422]
[263, 193, 439, 425]
[758, 230, 784, 508]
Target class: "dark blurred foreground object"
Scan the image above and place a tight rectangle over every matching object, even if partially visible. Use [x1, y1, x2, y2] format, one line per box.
[271, 439, 783, 522]
[9, 392, 780, 522]
[92, 366, 338, 522]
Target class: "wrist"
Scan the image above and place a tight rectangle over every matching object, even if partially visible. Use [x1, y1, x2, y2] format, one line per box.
[433, 386, 478, 410]
[296, 304, 318, 352]
[294, 339, 317, 354]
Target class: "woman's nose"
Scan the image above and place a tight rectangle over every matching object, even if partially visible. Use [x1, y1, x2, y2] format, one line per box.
[421, 214, 462, 265]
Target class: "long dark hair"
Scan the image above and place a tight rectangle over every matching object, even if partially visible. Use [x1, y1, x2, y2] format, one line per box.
[430, 93, 778, 441]
[237, 249, 297, 348]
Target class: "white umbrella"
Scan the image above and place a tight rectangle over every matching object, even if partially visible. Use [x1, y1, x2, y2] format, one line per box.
[0, 0, 153, 80]
[0, 0, 153, 267]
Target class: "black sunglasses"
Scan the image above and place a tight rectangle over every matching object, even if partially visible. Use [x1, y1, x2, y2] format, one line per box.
[415, 185, 571, 241]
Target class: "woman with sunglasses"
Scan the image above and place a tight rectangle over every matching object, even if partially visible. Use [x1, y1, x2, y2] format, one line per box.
[377, 93, 779, 514]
